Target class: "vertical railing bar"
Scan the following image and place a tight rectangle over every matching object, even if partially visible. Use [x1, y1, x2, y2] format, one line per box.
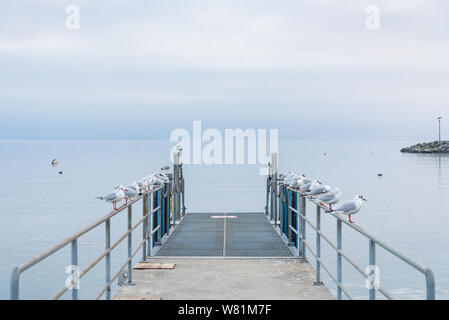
[148, 193, 153, 257]
[127, 205, 133, 284]
[288, 191, 292, 242]
[10, 267, 20, 300]
[315, 205, 322, 285]
[301, 194, 306, 261]
[71, 239, 78, 300]
[337, 219, 342, 300]
[142, 194, 147, 261]
[369, 240, 376, 300]
[105, 219, 111, 300]
[296, 197, 300, 257]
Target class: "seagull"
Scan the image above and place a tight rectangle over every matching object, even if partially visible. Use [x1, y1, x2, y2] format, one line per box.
[317, 188, 341, 210]
[329, 194, 367, 223]
[115, 184, 139, 205]
[137, 177, 149, 193]
[306, 184, 331, 199]
[96, 189, 126, 211]
[300, 180, 321, 193]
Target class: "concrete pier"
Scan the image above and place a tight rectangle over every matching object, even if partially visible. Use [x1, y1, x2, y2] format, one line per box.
[115, 257, 333, 300]
[115, 212, 333, 300]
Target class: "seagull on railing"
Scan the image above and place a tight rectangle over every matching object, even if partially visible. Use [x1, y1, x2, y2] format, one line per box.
[306, 184, 331, 199]
[138, 177, 149, 193]
[96, 189, 126, 211]
[317, 188, 341, 210]
[115, 184, 139, 205]
[300, 180, 321, 193]
[329, 194, 367, 223]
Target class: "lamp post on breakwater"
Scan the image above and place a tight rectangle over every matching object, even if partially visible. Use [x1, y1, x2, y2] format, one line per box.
[437, 116, 442, 143]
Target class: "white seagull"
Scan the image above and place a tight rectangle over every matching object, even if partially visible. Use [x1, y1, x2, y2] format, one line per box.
[317, 188, 341, 210]
[96, 189, 126, 211]
[330, 194, 367, 223]
[307, 184, 331, 199]
[115, 184, 139, 205]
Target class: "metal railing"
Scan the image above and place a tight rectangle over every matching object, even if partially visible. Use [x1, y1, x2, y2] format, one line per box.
[265, 174, 436, 300]
[10, 171, 186, 300]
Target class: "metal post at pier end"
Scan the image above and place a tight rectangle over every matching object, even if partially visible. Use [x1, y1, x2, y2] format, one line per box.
[167, 173, 173, 232]
[300, 193, 307, 261]
[158, 190, 162, 242]
[278, 185, 284, 231]
[369, 240, 376, 300]
[142, 194, 148, 261]
[314, 205, 322, 286]
[265, 176, 269, 216]
[271, 153, 278, 225]
[127, 206, 134, 285]
[71, 239, 78, 300]
[173, 152, 180, 223]
[337, 219, 342, 300]
[105, 219, 111, 300]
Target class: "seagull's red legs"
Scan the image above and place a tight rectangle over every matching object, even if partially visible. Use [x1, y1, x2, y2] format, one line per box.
[349, 214, 353, 223]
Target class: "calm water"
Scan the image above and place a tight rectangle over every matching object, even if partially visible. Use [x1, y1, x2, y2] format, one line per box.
[0, 140, 448, 299]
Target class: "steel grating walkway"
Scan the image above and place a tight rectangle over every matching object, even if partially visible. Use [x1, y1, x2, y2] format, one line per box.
[156, 212, 293, 257]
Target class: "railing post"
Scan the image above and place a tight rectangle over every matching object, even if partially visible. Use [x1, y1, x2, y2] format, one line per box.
[142, 194, 148, 261]
[265, 176, 270, 216]
[158, 190, 162, 242]
[315, 205, 322, 285]
[147, 194, 153, 257]
[288, 192, 291, 237]
[369, 240, 376, 300]
[127, 205, 133, 285]
[337, 219, 342, 300]
[426, 269, 436, 300]
[271, 153, 278, 224]
[10, 267, 20, 300]
[278, 184, 283, 230]
[296, 196, 300, 257]
[105, 219, 111, 300]
[300, 194, 306, 261]
[71, 239, 78, 300]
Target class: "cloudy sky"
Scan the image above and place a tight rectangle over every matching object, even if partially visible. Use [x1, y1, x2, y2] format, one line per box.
[0, 0, 448, 140]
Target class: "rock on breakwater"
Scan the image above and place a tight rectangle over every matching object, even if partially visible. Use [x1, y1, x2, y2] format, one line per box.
[401, 141, 449, 153]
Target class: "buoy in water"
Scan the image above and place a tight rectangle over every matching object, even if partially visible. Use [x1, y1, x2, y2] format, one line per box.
[323, 152, 327, 156]
[59, 171, 63, 175]
[377, 173, 383, 177]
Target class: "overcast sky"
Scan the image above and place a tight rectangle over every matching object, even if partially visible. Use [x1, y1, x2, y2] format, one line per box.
[0, 0, 448, 140]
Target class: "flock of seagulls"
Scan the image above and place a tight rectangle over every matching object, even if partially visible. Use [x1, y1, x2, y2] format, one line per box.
[96, 172, 169, 211]
[281, 172, 367, 223]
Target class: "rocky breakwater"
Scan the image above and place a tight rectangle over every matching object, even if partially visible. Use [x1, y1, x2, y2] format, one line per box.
[401, 141, 449, 153]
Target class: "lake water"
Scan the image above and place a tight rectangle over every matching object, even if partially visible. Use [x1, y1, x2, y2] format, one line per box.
[0, 140, 448, 299]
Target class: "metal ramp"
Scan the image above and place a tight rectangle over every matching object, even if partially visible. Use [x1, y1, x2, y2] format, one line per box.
[156, 212, 293, 257]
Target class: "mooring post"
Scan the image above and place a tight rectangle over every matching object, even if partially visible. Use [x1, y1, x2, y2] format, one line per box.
[271, 153, 278, 225]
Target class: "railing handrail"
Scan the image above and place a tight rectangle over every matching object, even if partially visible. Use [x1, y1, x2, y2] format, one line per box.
[267, 180, 436, 300]
[10, 169, 187, 300]
[16, 187, 161, 274]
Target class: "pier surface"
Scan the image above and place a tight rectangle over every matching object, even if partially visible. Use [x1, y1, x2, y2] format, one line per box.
[115, 212, 333, 300]
[156, 212, 292, 257]
[115, 257, 333, 300]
